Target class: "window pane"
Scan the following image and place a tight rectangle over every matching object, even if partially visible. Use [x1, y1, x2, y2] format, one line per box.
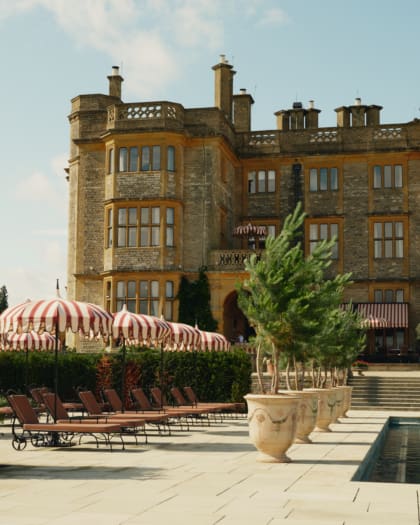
[319, 168, 327, 190]
[267, 225, 276, 237]
[151, 226, 160, 245]
[384, 239, 393, 257]
[330, 168, 338, 190]
[167, 146, 175, 171]
[319, 224, 328, 240]
[258, 170, 266, 192]
[128, 208, 137, 225]
[309, 224, 318, 240]
[139, 301, 148, 314]
[267, 170, 275, 192]
[374, 290, 382, 303]
[374, 222, 382, 238]
[129, 147, 138, 172]
[166, 227, 174, 247]
[384, 289, 393, 303]
[139, 281, 148, 297]
[118, 208, 126, 225]
[116, 300, 125, 312]
[119, 148, 128, 172]
[165, 281, 174, 298]
[331, 241, 338, 259]
[108, 148, 114, 174]
[150, 300, 159, 316]
[151, 281, 159, 297]
[127, 300, 136, 313]
[384, 165, 392, 188]
[395, 222, 403, 238]
[309, 169, 317, 191]
[394, 165, 403, 187]
[396, 330, 405, 348]
[309, 240, 317, 254]
[164, 302, 173, 320]
[117, 281, 125, 298]
[141, 208, 149, 224]
[166, 208, 174, 224]
[141, 146, 150, 170]
[248, 172, 256, 193]
[374, 240, 382, 258]
[330, 223, 338, 238]
[140, 227, 149, 246]
[373, 166, 381, 188]
[384, 222, 393, 238]
[127, 281, 136, 297]
[151, 207, 160, 224]
[128, 227, 137, 247]
[395, 289, 404, 303]
[117, 227, 126, 247]
[395, 239, 403, 258]
[152, 146, 161, 170]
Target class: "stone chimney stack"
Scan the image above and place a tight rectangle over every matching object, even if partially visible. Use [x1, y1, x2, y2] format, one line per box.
[335, 106, 351, 127]
[212, 55, 236, 121]
[366, 105, 383, 126]
[305, 100, 321, 129]
[350, 97, 368, 127]
[108, 66, 124, 99]
[233, 88, 254, 132]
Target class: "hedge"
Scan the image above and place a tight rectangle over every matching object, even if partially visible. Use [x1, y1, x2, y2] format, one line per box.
[0, 348, 252, 405]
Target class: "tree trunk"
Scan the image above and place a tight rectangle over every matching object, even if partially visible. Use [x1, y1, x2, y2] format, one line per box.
[255, 341, 266, 394]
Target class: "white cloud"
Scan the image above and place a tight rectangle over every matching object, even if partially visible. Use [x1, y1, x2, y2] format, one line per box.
[50, 152, 68, 178]
[257, 7, 290, 26]
[15, 171, 62, 206]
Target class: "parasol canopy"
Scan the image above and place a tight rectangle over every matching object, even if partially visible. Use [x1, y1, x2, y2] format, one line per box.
[233, 223, 267, 238]
[197, 330, 230, 351]
[2, 330, 59, 351]
[112, 305, 170, 345]
[164, 321, 201, 351]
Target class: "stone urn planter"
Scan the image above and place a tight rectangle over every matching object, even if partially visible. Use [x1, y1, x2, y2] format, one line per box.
[244, 393, 299, 463]
[336, 385, 353, 417]
[278, 390, 318, 444]
[331, 387, 344, 423]
[307, 388, 337, 432]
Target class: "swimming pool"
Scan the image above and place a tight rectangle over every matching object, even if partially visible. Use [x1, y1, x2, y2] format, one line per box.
[354, 417, 420, 484]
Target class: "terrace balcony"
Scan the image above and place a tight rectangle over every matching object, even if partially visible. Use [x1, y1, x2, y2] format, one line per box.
[208, 249, 262, 271]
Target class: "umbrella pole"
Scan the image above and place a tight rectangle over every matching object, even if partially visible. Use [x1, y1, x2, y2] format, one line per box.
[121, 338, 126, 413]
[160, 342, 164, 408]
[25, 348, 29, 393]
[54, 317, 59, 423]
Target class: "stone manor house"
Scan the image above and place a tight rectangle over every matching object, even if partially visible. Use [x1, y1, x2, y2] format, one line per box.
[66, 56, 420, 361]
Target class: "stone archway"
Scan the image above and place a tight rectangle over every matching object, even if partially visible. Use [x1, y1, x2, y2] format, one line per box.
[223, 291, 255, 344]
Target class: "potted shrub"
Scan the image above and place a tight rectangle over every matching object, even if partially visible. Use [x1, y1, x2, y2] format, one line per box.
[237, 204, 353, 461]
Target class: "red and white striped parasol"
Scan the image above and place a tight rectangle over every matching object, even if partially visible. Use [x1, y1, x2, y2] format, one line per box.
[112, 305, 170, 345]
[164, 321, 201, 351]
[2, 330, 59, 351]
[198, 330, 230, 351]
[233, 223, 267, 237]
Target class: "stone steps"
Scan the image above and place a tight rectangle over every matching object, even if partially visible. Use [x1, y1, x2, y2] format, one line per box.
[348, 375, 420, 411]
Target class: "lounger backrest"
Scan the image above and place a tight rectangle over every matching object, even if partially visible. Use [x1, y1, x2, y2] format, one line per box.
[183, 386, 198, 405]
[150, 387, 167, 407]
[170, 387, 188, 406]
[78, 391, 103, 415]
[103, 389, 122, 412]
[131, 388, 153, 410]
[8, 395, 39, 425]
[42, 393, 69, 420]
[30, 387, 47, 405]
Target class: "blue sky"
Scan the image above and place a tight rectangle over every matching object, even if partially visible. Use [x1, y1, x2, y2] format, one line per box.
[1, 0, 420, 306]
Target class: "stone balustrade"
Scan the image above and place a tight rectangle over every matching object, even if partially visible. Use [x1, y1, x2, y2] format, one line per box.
[208, 249, 262, 270]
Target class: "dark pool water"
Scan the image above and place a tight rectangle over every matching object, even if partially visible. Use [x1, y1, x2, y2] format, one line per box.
[367, 419, 420, 484]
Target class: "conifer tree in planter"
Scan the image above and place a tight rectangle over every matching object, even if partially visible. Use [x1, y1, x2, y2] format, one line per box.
[237, 203, 353, 461]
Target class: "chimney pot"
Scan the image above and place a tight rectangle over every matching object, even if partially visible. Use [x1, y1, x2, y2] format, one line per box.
[240, 88, 247, 94]
[220, 54, 227, 64]
[355, 97, 361, 106]
[308, 100, 314, 109]
[112, 66, 120, 76]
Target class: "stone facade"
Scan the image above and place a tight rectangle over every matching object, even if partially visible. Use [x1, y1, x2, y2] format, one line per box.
[67, 58, 420, 355]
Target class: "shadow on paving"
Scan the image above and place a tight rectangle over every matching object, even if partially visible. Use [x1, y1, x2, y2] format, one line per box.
[207, 430, 249, 437]
[152, 441, 255, 453]
[0, 464, 162, 480]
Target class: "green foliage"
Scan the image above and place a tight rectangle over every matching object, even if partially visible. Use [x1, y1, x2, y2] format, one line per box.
[0, 348, 251, 404]
[0, 285, 8, 313]
[177, 267, 218, 331]
[237, 203, 354, 393]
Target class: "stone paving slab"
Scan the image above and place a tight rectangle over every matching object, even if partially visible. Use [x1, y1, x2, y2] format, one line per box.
[0, 410, 419, 524]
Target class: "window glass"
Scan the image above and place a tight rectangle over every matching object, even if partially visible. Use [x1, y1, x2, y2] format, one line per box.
[139, 301, 148, 314]
[374, 240, 382, 258]
[129, 147, 138, 172]
[128, 208, 137, 225]
[167, 146, 175, 171]
[128, 209, 137, 247]
[141, 208, 149, 224]
[127, 281, 136, 297]
[394, 165, 403, 187]
[374, 289, 382, 302]
[164, 302, 173, 320]
[108, 148, 114, 174]
[107, 208, 113, 247]
[166, 208, 174, 224]
[258, 170, 266, 192]
[396, 330, 405, 348]
[267, 170, 275, 192]
[395, 239, 403, 258]
[151, 226, 160, 246]
[119, 148, 128, 172]
[267, 225, 276, 237]
[152, 207, 160, 224]
[319, 168, 328, 190]
[330, 223, 338, 238]
[384, 239, 393, 258]
[384, 289, 393, 303]
[150, 301, 159, 316]
[166, 226, 174, 247]
[166, 281, 174, 298]
[384, 222, 393, 238]
[141, 146, 150, 171]
[309, 169, 317, 191]
[140, 227, 149, 246]
[248, 172, 256, 193]
[309, 224, 318, 240]
[330, 168, 338, 190]
[373, 166, 381, 188]
[395, 222, 403, 238]
[374, 222, 382, 238]
[319, 224, 328, 240]
[139, 281, 148, 297]
[152, 146, 161, 170]
[151, 281, 159, 297]
[384, 165, 392, 188]
[395, 289, 404, 303]
[117, 281, 125, 298]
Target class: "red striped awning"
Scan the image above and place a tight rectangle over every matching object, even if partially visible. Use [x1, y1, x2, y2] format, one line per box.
[357, 303, 408, 329]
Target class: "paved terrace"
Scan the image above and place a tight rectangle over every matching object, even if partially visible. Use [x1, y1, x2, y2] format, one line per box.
[0, 407, 419, 525]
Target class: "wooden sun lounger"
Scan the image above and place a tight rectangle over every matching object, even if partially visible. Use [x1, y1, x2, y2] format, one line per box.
[183, 386, 245, 416]
[7, 395, 123, 451]
[151, 387, 211, 426]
